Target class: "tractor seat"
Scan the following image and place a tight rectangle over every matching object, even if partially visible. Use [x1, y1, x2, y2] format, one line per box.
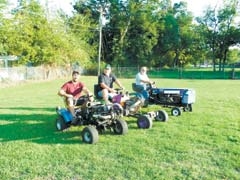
[132, 83, 144, 93]
[94, 84, 102, 99]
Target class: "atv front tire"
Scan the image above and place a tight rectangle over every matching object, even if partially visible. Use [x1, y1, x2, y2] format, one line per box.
[82, 126, 99, 144]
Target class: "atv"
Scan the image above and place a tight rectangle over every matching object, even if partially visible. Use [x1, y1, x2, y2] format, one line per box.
[55, 95, 128, 144]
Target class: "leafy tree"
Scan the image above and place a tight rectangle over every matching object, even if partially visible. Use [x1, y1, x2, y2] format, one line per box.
[196, 0, 240, 71]
[0, 0, 93, 68]
[0, 0, 8, 55]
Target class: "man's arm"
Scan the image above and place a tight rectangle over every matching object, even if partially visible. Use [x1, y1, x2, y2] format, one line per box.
[82, 86, 93, 96]
[58, 89, 73, 98]
[140, 74, 153, 84]
[82, 86, 94, 101]
[115, 79, 124, 89]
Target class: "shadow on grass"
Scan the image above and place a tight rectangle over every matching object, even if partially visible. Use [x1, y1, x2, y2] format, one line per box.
[0, 107, 133, 145]
[0, 107, 86, 145]
[0, 107, 55, 112]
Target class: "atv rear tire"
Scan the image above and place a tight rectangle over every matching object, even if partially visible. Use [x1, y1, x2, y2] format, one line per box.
[56, 116, 69, 131]
[113, 119, 128, 135]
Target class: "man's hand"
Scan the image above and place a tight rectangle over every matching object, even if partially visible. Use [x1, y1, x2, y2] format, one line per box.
[88, 94, 94, 102]
[120, 86, 125, 90]
[109, 88, 116, 93]
[66, 94, 73, 98]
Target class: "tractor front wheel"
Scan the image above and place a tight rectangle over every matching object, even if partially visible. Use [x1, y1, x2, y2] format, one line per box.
[171, 107, 182, 116]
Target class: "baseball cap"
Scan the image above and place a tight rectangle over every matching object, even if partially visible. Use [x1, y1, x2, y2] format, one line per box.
[105, 64, 111, 69]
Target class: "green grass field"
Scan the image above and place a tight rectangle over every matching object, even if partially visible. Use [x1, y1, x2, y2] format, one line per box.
[0, 77, 239, 180]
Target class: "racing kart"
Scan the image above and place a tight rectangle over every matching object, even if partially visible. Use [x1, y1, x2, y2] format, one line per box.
[132, 83, 196, 116]
[94, 84, 168, 129]
[55, 95, 128, 144]
[111, 89, 169, 129]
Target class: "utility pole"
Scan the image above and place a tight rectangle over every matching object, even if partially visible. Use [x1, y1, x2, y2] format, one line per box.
[98, 6, 103, 76]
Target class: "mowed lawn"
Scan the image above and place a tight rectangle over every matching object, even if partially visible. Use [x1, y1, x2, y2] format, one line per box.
[0, 76, 239, 180]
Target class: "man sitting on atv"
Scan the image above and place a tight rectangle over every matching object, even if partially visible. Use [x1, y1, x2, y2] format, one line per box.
[58, 70, 93, 124]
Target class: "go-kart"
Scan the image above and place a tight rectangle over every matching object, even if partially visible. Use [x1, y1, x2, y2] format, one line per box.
[132, 83, 196, 116]
[55, 95, 128, 144]
[94, 84, 168, 129]
[111, 89, 169, 129]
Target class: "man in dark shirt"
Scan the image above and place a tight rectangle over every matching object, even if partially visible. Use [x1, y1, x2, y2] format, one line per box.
[98, 64, 124, 104]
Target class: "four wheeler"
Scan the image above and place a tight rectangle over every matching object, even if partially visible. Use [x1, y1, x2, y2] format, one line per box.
[111, 89, 169, 129]
[55, 95, 128, 144]
[132, 83, 196, 116]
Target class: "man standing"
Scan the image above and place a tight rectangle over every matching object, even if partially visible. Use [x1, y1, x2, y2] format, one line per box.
[97, 64, 124, 104]
[58, 70, 93, 123]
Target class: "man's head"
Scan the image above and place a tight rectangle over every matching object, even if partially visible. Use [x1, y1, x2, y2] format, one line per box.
[104, 64, 111, 74]
[140, 66, 147, 74]
[72, 70, 80, 82]
[105, 64, 111, 70]
[72, 70, 80, 76]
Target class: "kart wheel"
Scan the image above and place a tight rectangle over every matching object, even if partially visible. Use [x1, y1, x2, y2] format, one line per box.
[171, 107, 182, 116]
[183, 104, 192, 112]
[113, 119, 128, 135]
[82, 126, 99, 144]
[56, 116, 69, 131]
[155, 110, 169, 122]
[137, 115, 153, 129]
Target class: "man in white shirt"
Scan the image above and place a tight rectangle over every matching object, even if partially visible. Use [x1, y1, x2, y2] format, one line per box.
[135, 66, 154, 90]
[134, 66, 154, 106]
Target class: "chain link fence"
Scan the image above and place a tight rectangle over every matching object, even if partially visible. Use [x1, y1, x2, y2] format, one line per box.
[1, 66, 239, 85]
[0, 66, 74, 83]
[113, 67, 239, 79]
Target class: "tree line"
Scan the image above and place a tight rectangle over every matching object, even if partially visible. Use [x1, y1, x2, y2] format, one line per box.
[0, 0, 239, 73]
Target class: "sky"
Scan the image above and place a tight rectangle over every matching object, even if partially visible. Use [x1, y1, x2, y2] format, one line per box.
[54, 0, 223, 17]
[172, 0, 222, 17]
[8, 0, 223, 17]
[50, 0, 222, 17]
